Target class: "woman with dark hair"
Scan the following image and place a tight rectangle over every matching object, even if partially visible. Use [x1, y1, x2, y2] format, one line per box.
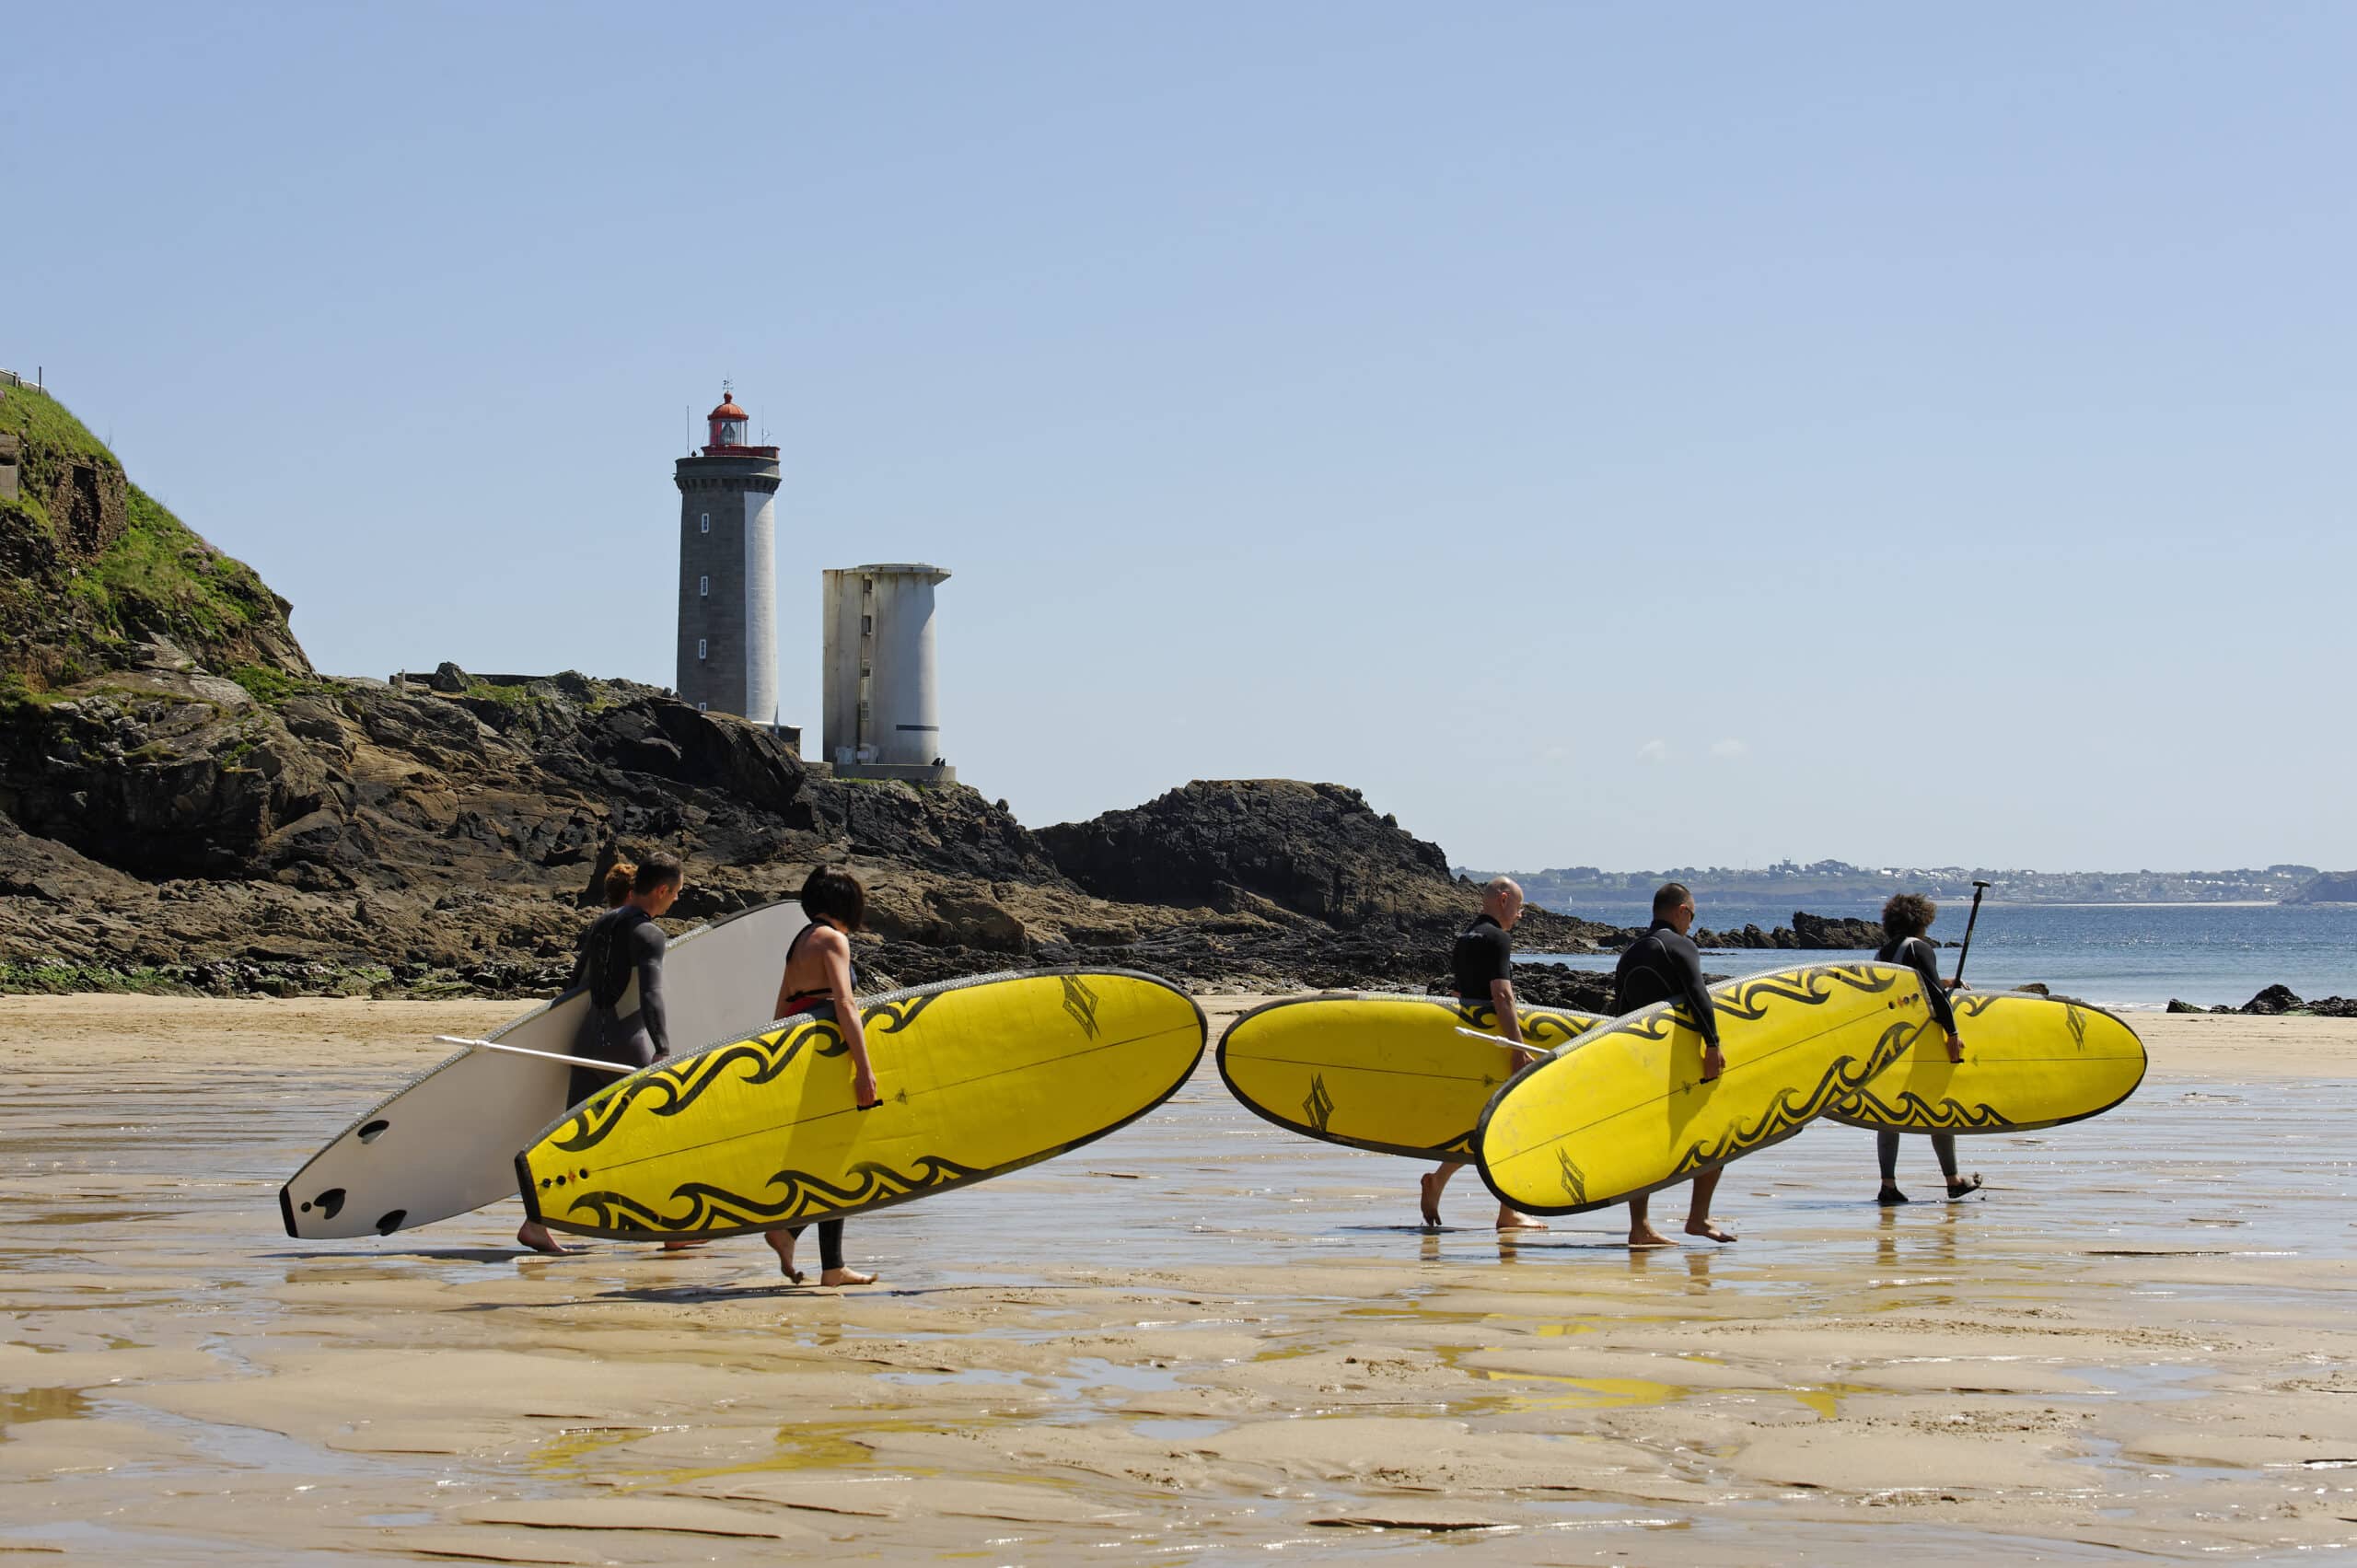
[517, 853, 685, 1255]
[762, 865, 883, 1285]
[1874, 893, 1982, 1203]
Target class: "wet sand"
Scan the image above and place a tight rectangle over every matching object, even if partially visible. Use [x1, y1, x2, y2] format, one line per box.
[3, 993, 2355, 1563]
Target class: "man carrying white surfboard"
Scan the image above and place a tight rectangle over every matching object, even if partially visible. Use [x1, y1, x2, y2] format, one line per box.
[1616, 882, 1736, 1247]
[1421, 877, 1548, 1232]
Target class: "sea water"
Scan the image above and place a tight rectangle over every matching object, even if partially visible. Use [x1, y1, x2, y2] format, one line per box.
[1524, 898, 2357, 1011]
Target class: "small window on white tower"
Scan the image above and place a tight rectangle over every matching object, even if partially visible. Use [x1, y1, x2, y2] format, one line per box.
[697, 703, 707, 713]
[697, 638, 708, 660]
[700, 513, 710, 534]
[699, 575, 710, 598]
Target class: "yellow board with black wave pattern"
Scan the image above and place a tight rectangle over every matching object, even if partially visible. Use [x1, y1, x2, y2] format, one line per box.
[516, 970, 1205, 1240]
[1217, 993, 1607, 1160]
[1823, 989, 2145, 1134]
[1477, 963, 1933, 1215]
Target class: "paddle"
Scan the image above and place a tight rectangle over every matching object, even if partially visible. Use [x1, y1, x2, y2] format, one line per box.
[1453, 1026, 1568, 1058]
[1951, 880, 1993, 985]
[432, 1034, 636, 1074]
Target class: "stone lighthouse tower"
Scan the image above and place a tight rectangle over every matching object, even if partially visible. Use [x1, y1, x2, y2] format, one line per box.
[675, 385, 781, 726]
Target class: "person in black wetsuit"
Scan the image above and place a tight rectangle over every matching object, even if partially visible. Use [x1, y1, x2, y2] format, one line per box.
[516, 852, 685, 1256]
[1873, 893, 1982, 1204]
[1616, 882, 1736, 1248]
[761, 865, 884, 1287]
[1421, 877, 1546, 1231]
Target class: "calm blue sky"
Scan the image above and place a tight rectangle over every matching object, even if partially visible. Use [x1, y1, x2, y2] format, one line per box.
[6, 4, 2351, 871]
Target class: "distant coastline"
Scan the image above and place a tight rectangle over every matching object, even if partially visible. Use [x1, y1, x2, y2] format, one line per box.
[1457, 860, 2333, 908]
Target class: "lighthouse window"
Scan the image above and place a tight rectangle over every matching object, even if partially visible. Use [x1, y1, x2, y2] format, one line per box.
[697, 638, 708, 661]
[699, 575, 710, 598]
[700, 513, 710, 534]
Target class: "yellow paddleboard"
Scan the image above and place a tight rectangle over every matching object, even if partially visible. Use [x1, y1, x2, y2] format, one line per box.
[517, 970, 1204, 1240]
[1823, 990, 2145, 1133]
[1217, 993, 1607, 1159]
[1477, 963, 1933, 1215]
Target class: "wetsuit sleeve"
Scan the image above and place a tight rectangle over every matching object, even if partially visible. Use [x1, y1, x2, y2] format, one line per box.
[1673, 935, 1720, 1048]
[633, 922, 670, 1057]
[1903, 936, 1958, 1034]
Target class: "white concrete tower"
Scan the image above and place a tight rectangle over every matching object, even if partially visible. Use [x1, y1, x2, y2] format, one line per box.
[821, 563, 953, 784]
[675, 385, 781, 725]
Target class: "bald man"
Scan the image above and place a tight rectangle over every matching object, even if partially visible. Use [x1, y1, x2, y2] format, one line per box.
[1421, 877, 1547, 1231]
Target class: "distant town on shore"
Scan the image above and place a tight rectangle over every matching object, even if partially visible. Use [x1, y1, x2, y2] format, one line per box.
[1460, 860, 2352, 907]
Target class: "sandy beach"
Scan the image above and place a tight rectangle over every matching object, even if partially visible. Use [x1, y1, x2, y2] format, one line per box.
[3, 993, 2354, 1564]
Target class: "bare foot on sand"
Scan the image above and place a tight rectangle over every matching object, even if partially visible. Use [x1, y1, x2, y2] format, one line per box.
[761, 1231, 806, 1284]
[820, 1267, 876, 1286]
[1496, 1206, 1548, 1231]
[1686, 1217, 1737, 1243]
[516, 1221, 575, 1256]
[660, 1239, 709, 1252]
[1418, 1170, 1444, 1227]
[1628, 1223, 1677, 1248]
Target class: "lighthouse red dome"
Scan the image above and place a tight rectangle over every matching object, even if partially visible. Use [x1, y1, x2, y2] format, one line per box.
[707, 394, 749, 422]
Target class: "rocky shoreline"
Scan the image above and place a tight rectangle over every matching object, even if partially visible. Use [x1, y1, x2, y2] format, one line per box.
[2168, 984, 2357, 1019]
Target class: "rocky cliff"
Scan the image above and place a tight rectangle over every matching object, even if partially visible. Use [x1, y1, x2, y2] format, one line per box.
[0, 389, 1636, 1003]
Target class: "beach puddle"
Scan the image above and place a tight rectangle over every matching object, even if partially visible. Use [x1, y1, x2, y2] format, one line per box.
[0, 1388, 91, 1428]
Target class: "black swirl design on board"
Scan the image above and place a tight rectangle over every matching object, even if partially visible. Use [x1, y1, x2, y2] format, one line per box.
[2065, 1003, 2088, 1051]
[1665, 1018, 1918, 1179]
[1829, 1087, 2018, 1132]
[552, 988, 957, 1155]
[1439, 1001, 1598, 1051]
[552, 1017, 845, 1153]
[557, 1154, 994, 1235]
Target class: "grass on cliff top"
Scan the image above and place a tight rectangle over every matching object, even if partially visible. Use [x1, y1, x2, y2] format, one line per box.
[64, 483, 276, 646]
[0, 382, 114, 471]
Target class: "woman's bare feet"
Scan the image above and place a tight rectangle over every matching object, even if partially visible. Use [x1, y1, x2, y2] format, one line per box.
[1628, 1222, 1676, 1248]
[660, 1239, 709, 1252]
[516, 1221, 574, 1256]
[820, 1267, 877, 1286]
[1495, 1206, 1548, 1231]
[1945, 1173, 1984, 1200]
[1418, 1170, 1445, 1227]
[761, 1230, 805, 1283]
[1685, 1216, 1737, 1243]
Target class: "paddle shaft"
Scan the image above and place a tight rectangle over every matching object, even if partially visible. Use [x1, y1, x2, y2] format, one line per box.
[1951, 880, 1993, 984]
[1454, 1026, 1561, 1057]
[432, 1034, 636, 1074]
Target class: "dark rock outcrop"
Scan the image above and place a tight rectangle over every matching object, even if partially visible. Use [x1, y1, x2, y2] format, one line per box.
[1689, 911, 1887, 950]
[1039, 781, 1457, 927]
[1792, 912, 1886, 949]
[2241, 983, 2304, 1016]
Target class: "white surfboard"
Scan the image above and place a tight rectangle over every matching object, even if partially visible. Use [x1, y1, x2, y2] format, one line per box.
[279, 898, 808, 1240]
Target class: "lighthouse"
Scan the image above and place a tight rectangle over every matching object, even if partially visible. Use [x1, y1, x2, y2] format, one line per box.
[675, 385, 781, 725]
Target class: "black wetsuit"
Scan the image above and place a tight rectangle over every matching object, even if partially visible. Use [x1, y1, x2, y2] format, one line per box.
[1875, 933, 1961, 1184]
[567, 906, 670, 1107]
[1611, 920, 1721, 1048]
[1451, 913, 1514, 1004]
[775, 923, 854, 1274]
